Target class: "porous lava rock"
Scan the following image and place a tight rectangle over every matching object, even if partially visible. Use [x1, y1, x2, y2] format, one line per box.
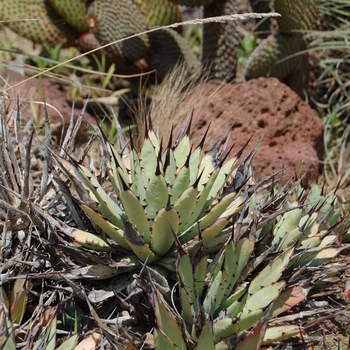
[0, 70, 95, 145]
[187, 78, 324, 186]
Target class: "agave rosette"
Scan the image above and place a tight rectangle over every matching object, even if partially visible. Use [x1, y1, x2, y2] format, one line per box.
[54, 113, 251, 275]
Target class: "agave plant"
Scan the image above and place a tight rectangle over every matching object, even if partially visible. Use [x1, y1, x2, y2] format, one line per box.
[54, 113, 253, 277]
[52, 112, 349, 349]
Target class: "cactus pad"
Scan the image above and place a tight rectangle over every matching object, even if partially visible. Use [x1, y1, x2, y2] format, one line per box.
[0, 0, 78, 46]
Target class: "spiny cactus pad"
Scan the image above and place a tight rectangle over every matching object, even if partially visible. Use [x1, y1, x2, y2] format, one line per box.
[0, 0, 78, 46]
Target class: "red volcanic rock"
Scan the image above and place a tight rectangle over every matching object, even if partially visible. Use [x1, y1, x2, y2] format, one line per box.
[187, 78, 324, 186]
[0, 70, 95, 146]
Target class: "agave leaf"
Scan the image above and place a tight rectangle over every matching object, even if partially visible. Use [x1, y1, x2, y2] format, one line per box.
[200, 192, 237, 231]
[164, 148, 177, 186]
[270, 285, 308, 317]
[174, 185, 198, 231]
[146, 174, 169, 220]
[276, 226, 303, 251]
[180, 170, 220, 236]
[171, 163, 190, 204]
[56, 334, 79, 350]
[300, 212, 318, 237]
[122, 185, 152, 242]
[149, 128, 160, 154]
[218, 285, 246, 311]
[235, 318, 267, 350]
[108, 143, 129, 184]
[188, 146, 202, 186]
[325, 207, 341, 227]
[210, 238, 238, 312]
[309, 219, 321, 237]
[71, 228, 113, 252]
[77, 165, 124, 229]
[300, 236, 321, 249]
[299, 247, 340, 267]
[237, 309, 265, 333]
[33, 316, 56, 350]
[195, 322, 215, 350]
[213, 317, 238, 343]
[130, 149, 146, 204]
[226, 289, 248, 319]
[154, 329, 180, 350]
[123, 220, 158, 263]
[106, 154, 126, 202]
[152, 290, 186, 350]
[9, 278, 29, 324]
[232, 237, 255, 285]
[204, 230, 232, 254]
[248, 247, 294, 295]
[272, 205, 303, 245]
[308, 183, 322, 204]
[129, 149, 138, 194]
[198, 157, 216, 193]
[208, 158, 237, 202]
[174, 136, 191, 170]
[219, 195, 245, 218]
[203, 270, 223, 314]
[263, 325, 300, 344]
[193, 248, 207, 300]
[201, 218, 229, 246]
[320, 235, 337, 246]
[151, 206, 179, 256]
[205, 238, 253, 312]
[177, 251, 196, 325]
[0, 302, 15, 350]
[242, 281, 286, 317]
[157, 256, 177, 272]
[80, 204, 130, 250]
[140, 137, 157, 185]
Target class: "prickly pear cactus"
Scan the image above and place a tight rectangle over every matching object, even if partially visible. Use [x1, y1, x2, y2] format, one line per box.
[245, 0, 320, 97]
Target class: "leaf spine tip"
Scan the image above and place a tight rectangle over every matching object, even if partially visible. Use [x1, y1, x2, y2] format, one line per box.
[198, 121, 211, 149]
[234, 135, 253, 159]
[148, 110, 153, 132]
[185, 109, 194, 137]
